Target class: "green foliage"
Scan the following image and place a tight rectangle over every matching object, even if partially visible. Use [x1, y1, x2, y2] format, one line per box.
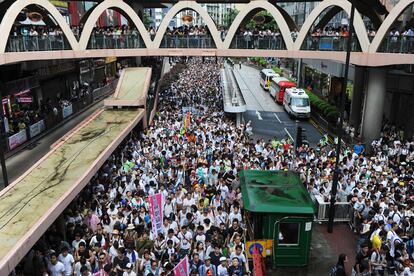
[272, 66, 282, 75]
[143, 10, 152, 28]
[305, 89, 339, 123]
[223, 9, 239, 29]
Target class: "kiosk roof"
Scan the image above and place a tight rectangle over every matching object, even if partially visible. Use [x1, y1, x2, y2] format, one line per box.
[240, 170, 315, 214]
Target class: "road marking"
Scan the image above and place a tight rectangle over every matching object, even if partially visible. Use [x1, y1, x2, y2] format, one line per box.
[256, 110, 263, 120]
[284, 127, 294, 141]
[274, 113, 282, 123]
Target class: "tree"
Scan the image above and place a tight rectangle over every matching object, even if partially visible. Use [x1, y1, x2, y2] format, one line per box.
[142, 10, 152, 28]
[223, 9, 239, 29]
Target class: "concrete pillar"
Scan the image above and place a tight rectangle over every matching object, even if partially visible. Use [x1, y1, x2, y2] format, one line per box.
[129, 1, 144, 66]
[236, 113, 241, 127]
[361, 68, 387, 146]
[390, 93, 400, 124]
[349, 66, 365, 128]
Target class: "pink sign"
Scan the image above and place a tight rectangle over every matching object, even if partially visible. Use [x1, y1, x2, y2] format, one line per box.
[148, 193, 163, 238]
[173, 255, 189, 276]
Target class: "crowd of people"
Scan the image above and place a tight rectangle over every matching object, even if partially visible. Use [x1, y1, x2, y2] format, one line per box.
[10, 55, 414, 276]
[17, 58, 252, 276]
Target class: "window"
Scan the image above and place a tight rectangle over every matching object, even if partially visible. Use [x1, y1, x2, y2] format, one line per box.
[291, 98, 309, 107]
[278, 222, 300, 246]
[260, 72, 266, 81]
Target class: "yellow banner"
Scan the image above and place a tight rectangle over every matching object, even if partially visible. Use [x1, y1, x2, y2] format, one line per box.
[49, 1, 68, 9]
[246, 240, 273, 258]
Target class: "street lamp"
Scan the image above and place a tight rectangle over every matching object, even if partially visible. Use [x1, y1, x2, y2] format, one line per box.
[327, 2, 355, 233]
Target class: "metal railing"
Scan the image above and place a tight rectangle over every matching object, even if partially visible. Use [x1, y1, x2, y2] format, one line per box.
[301, 35, 361, 51]
[230, 35, 286, 50]
[7, 35, 70, 52]
[87, 34, 145, 49]
[378, 35, 414, 53]
[310, 194, 352, 222]
[5, 33, 414, 54]
[160, 35, 216, 48]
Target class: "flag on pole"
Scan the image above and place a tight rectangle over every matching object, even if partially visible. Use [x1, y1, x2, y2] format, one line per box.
[173, 255, 190, 276]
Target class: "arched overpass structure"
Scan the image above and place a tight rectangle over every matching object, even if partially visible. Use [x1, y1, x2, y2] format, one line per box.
[1, 0, 414, 66]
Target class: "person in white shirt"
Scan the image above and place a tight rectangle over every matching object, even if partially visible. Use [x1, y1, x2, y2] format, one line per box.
[58, 247, 74, 276]
[217, 257, 228, 276]
[48, 253, 65, 276]
[183, 192, 195, 209]
[228, 206, 242, 226]
[177, 225, 193, 256]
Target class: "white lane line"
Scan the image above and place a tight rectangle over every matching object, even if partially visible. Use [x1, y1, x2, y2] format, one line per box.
[274, 113, 282, 123]
[284, 127, 294, 141]
[256, 110, 263, 120]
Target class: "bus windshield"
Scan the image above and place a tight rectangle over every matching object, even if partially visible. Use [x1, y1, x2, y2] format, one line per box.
[291, 98, 309, 107]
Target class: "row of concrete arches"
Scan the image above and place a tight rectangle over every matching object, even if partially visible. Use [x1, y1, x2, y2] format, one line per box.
[0, 0, 413, 54]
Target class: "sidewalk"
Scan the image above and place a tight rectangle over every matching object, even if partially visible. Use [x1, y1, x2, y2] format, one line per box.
[0, 100, 104, 189]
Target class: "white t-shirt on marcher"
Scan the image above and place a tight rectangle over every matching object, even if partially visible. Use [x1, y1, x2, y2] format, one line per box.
[48, 261, 65, 276]
[58, 253, 74, 276]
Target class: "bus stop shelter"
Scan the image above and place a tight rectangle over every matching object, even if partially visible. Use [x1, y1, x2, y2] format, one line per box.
[240, 170, 315, 267]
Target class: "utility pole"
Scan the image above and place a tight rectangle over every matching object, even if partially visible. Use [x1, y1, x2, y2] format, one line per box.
[327, 2, 355, 233]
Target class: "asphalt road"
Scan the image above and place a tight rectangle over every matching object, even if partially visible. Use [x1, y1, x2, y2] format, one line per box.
[233, 64, 322, 146]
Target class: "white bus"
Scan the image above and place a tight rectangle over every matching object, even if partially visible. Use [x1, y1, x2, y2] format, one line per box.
[260, 69, 279, 91]
[283, 88, 311, 119]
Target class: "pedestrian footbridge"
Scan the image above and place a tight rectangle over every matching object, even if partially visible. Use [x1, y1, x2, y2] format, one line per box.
[1, 0, 414, 66]
[0, 67, 151, 275]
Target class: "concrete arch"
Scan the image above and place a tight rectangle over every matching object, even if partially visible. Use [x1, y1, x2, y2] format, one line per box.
[275, 5, 298, 32]
[294, 0, 370, 52]
[370, 0, 414, 53]
[0, 0, 78, 53]
[153, 1, 222, 49]
[79, 0, 152, 50]
[223, 1, 294, 50]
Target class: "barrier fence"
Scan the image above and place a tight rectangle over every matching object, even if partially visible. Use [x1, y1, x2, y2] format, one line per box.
[311, 194, 352, 222]
[5, 33, 414, 54]
[5, 81, 117, 152]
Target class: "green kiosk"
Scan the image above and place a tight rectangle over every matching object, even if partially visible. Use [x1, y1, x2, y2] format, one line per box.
[240, 170, 315, 267]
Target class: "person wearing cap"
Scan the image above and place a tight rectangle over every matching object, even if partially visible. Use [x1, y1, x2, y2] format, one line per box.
[199, 255, 217, 276]
[123, 263, 136, 276]
[217, 257, 228, 276]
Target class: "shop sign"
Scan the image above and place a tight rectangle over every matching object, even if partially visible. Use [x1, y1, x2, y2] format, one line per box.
[17, 96, 33, 103]
[29, 120, 45, 138]
[15, 89, 30, 96]
[8, 130, 27, 150]
[2, 98, 8, 104]
[62, 104, 73, 119]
